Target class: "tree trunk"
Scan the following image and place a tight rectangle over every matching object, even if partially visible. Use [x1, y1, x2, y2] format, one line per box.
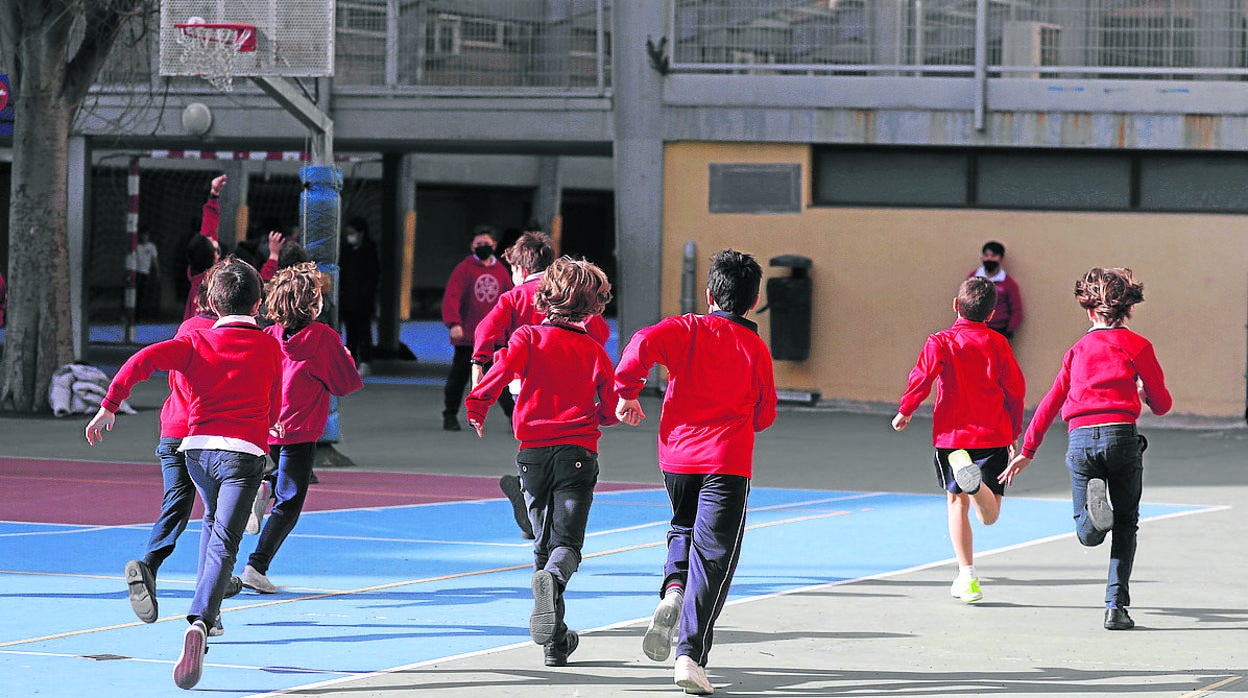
[0, 55, 76, 412]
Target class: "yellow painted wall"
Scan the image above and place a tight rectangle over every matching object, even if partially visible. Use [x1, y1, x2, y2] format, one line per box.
[662, 142, 1248, 418]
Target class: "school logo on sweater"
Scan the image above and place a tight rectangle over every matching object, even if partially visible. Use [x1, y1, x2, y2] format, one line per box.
[474, 274, 502, 304]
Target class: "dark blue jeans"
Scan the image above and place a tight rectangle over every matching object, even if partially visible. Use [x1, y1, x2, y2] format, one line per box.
[144, 437, 196, 575]
[1066, 424, 1147, 609]
[517, 445, 599, 638]
[662, 472, 750, 667]
[184, 449, 266, 626]
[247, 442, 316, 575]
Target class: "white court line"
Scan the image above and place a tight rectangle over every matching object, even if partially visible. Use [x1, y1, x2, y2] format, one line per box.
[0, 647, 361, 676]
[242, 499, 1230, 698]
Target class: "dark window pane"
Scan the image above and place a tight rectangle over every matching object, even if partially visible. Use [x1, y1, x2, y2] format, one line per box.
[1140, 156, 1248, 212]
[814, 149, 968, 206]
[977, 152, 1130, 209]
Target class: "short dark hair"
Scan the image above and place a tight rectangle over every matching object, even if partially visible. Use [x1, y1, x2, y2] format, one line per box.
[277, 242, 312, 270]
[206, 256, 262, 316]
[982, 240, 1005, 256]
[707, 249, 762, 314]
[471, 224, 498, 242]
[503, 231, 555, 275]
[1074, 267, 1144, 326]
[534, 256, 612, 323]
[957, 277, 997, 322]
[186, 234, 217, 276]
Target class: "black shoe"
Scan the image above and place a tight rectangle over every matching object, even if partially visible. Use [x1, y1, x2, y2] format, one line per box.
[222, 575, 243, 599]
[499, 475, 535, 539]
[309, 470, 319, 485]
[443, 414, 462, 431]
[544, 629, 580, 667]
[125, 560, 158, 623]
[1104, 607, 1135, 630]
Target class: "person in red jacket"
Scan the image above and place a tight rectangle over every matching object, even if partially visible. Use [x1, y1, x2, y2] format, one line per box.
[441, 224, 513, 431]
[891, 277, 1026, 604]
[238, 262, 363, 594]
[85, 256, 284, 690]
[465, 257, 619, 669]
[471, 231, 612, 540]
[183, 174, 225, 320]
[615, 249, 777, 696]
[121, 265, 243, 633]
[1002, 267, 1171, 632]
[968, 240, 1023, 339]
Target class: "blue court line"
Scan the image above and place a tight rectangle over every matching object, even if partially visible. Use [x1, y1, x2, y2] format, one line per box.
[0, 488, 1207, 697]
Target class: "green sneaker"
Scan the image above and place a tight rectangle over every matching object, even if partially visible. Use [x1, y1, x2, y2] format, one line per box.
[950, 576, 983, 603]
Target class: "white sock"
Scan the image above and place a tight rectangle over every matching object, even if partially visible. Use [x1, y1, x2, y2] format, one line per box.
[959, 565, 976, 580]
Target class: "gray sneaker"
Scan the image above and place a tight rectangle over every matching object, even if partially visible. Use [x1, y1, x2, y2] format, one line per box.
[643, 589, 683, 661]
[124, 560, 158, 623]
[1087, 478, 1114, 532]
[240, 564, 278, 594]
[246, 480, 271, 535]
[948, 449, 981, 495]
[529, 570, 558, 645]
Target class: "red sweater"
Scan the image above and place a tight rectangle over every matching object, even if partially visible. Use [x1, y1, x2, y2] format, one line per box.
[183, 197, 222, 321]
[158, 313, 217, 438]
[1021, 327, 1172, 458]
[897, 318, 1026, 449]
[103, 320, 283, 453]
[442, 256, 513, 347]
[465, 323, 619, 451]
[968, 268, 1024, 335]
[472, 277, 611, 362]
[266, 322, 364, 445]
[615, 312, 777, 478]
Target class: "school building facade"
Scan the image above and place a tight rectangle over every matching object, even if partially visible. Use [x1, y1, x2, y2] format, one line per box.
[1, 1, 1246, 418]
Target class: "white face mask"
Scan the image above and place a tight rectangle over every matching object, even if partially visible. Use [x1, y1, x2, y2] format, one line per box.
[346, 233, 361, 246]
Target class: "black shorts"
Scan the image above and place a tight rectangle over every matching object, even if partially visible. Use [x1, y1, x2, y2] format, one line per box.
[934, 447, 1009, 496]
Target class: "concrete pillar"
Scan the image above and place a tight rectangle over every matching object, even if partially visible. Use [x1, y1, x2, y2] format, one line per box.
[533, 156, 562, 250]
[378, 152, 416, 358]
[67, 136, 89, 359]
[611, 1, 667, 359]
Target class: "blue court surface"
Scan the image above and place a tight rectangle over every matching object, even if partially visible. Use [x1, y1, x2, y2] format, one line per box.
[0, 486, 1205, 696]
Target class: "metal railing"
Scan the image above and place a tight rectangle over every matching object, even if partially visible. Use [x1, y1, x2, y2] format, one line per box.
[93, 0, 611, 94]
[671, 0, 1248, 80]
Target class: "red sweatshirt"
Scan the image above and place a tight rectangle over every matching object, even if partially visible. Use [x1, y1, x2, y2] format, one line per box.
[968, 268, 1023, 335]
[465, 322, 619, 451]
[472, 277, 611, 362]
[615, 312, 777, 478]
[1021, 327, 1172, 458]
[266, 321, 364, 445]
[442, 256, 513, 347]
[183, 197, 222, 320]
[897, 318, 1026, 449]
[158, 313, 217, 438]
[102, 320, 283, 453]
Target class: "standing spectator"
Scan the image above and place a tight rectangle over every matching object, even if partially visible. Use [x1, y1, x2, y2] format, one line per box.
[968, 240, 1023, 339]
[339, 217, 379, 377]
[183, 175, 226, 321]
[440, 224, 513, 431]
[126, 228, 160, 320]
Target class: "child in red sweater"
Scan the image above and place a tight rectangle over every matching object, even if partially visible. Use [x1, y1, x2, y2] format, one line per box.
[892, 277, 1026, 603]
[1001, 267, 1171, 631]
[123, 265, 242, 632]
[471, 231, 612, 540]
[615, 249, 777, 696]
[86, 257, 283, 690]
[239, 262, 363, 594]
[465, 257, 619, 668]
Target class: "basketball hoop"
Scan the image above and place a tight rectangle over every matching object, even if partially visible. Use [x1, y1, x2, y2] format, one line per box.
[173, 22, 257, 92]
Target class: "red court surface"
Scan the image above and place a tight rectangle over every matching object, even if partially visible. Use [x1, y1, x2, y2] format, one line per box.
[0, 456, 653, 526]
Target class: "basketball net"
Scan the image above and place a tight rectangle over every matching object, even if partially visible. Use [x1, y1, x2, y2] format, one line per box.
[174, 23, 256, 92]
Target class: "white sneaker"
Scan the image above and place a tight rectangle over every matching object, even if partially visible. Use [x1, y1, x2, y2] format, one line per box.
[948, 449, 982, 495]
[643, 589, 683, 661]
[950, 575, 983, 603]
[240, 564, 278, 594]
[674, 655, 714, 695]
[246, 480, 271, 535]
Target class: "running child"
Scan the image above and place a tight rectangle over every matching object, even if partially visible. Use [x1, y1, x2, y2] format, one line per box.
[1001, 267, 1171, 631]
[891, 276, 1026, 603]
[86, 256, 284, 690]
[615, 248, 777, 696]
[465, 256, 620, 668]
[470, 231, 612, 539]
[239, 262, 363, 594]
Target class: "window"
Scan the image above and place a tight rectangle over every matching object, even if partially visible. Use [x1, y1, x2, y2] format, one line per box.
[977, 152, 1131, 210]
[814, 149, 968, 206]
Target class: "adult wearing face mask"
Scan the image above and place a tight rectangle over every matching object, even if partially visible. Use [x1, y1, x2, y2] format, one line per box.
[441, 224, 514, 431]
[968, 240, 1023, 340]
[340, 217, 380, 377]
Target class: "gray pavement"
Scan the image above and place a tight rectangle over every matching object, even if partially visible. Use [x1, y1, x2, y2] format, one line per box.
[4, 353, 1247, 697]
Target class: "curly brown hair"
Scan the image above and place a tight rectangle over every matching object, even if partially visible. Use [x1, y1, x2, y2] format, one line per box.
[264, 262, 329, 330]
[534, 256, 612, 323]
[1074, 267, 1145, 327]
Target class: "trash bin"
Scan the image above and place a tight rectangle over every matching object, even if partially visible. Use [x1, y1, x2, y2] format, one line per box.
[764, 254, 812, 361]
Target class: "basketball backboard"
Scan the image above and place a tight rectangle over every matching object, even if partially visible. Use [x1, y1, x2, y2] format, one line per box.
[159, 0, 335, 82]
